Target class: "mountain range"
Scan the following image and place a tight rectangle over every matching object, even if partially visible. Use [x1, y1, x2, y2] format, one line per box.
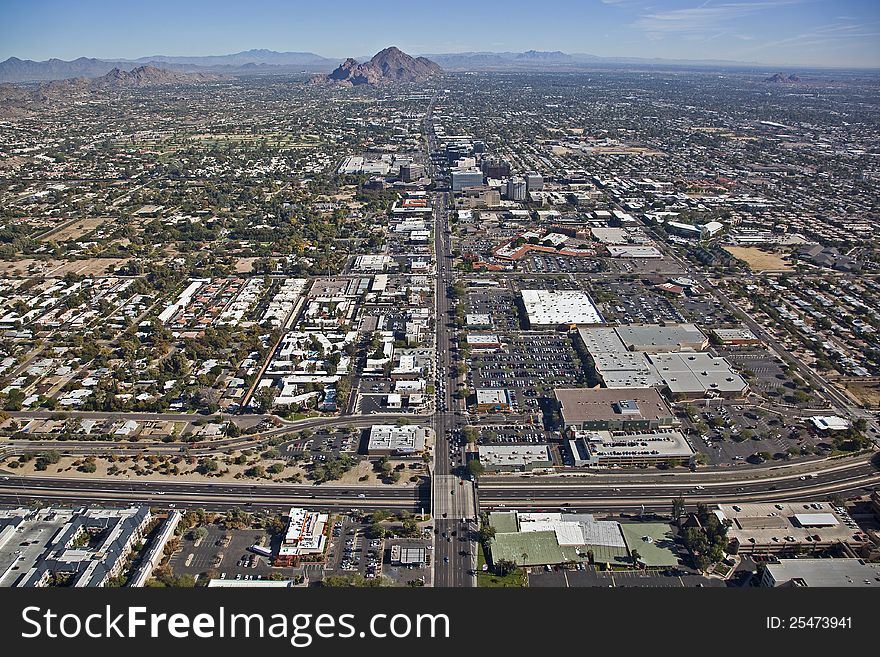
[0, 66, 226, 117]
[0, 49, 770, 83]
[310, 47, 442, 86]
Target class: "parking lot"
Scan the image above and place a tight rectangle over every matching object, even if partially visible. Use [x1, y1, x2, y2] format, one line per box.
[169, 525, 279, 582]
[525, 254, 600, 274]
[688, 402, 823, 466]
[324, 515, 384, 581]
[598, 280, 685, 324]
[468, 333, 585, 420]
[278, 427, 359, 458]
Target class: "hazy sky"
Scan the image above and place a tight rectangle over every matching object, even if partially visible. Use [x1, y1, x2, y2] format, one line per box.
[2, 0, 878, 68]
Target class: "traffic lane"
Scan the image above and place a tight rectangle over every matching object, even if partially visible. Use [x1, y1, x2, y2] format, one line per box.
[0, 476, 429, 499]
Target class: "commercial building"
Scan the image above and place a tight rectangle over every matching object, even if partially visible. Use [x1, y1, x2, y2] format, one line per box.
[568, 429, 695, 467]
[605, 245, 664, 259]
[399, 162, 426, 182]
[366, 424, 429, 456]
[646, 352, 748, 399]
[526, 173, 543, 191]
[506, 176, 528, 201]
[390, 545, 427, 566]
[0, 506, 151, 588]
[488, 511, 631, 567]
[520, 289, 603, 327]
[451, 169, 484, 192]
[555, 387, 675, 431]
[474, 388, 511, 412]
[760, 559, 880, 587]
[717, 502, 870, 555]
[615, 323, 708, 352]
[278, 507, 328, 558]
[712, 327, 762, 346]
[478, 444, 552, 472]
[465, 333, 502, 350]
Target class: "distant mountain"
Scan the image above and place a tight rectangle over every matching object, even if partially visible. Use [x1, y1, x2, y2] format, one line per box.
[126, 49, 334, 68]
[311, 47, 443, 86]
[423, 50, 754, 71]
[0, 51, 335, 83]
[0, 66, 227, 117]
[764, 72, 801, 83]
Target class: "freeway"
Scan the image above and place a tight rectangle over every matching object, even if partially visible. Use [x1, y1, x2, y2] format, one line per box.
[0, 475, 430, 512]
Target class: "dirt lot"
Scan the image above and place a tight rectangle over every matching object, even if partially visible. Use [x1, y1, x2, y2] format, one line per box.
[40, 217, 109, 242]
[843, 381, 880, 408]
[722, 246, 792, 272]
[0, 257, 127, 277]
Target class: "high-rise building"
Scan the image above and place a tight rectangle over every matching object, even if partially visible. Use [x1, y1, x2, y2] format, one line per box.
[507, 176, 528, 201]
[526, 173, 543, 191]
[452, 169, 484, 192]
[400, 163, 426, 182]
[481, 157, 511, 179]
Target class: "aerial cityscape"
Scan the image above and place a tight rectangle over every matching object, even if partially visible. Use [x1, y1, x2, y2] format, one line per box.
[1, 0, 879, 595]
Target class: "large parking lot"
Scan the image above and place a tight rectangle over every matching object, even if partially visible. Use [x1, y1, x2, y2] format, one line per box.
[468, 333, 585, 420]
[278, 427, 359, 458]
[688, 402, 824, 465]
[597, 280, 685, 324]
[169, 525, 280, 582]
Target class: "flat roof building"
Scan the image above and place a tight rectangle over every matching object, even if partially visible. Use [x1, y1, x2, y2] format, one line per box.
[569, 429, 695, 468]
[615, 323, 708, 352]
[646, 352, 748, 399]
[716, 502, 870, 555]
[712, 327, 761, 346]
[478, 444, 552, 472]
[761, 559, 880, 587]
[474, 388, 511, 412]
[555, 387, 675, 431]
[279, 507, 328, 558]
[520, 289, 603, 327]
[366, 424, 429, 456]
[0, 506, 151, 588]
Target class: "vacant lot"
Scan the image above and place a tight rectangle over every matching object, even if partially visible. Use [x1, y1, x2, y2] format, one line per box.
[0, 258, 127, 277]
[723, 246, 791, 272]
[40, 217, 108, 242]
[844, 381, 880, 408]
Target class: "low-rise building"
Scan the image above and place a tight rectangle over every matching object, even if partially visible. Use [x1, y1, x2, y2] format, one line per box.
[760, 559, 880, 587]
[478, 444, 552, 472]
[278, 507, 328, 558]
[568, 429, 695, 467]
[366, 424, 429, 456]
[717, 502, 869, 555]
[555, 387, 675, 431]
[474, 388, 511, 412]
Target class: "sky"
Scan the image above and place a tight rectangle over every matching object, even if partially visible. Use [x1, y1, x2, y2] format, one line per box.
[1, 0, 879, 68]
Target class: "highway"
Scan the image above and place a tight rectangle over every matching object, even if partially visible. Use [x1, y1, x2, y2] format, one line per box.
[0, 475, 430, 512]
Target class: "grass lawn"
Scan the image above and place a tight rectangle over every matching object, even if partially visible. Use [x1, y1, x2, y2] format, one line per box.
[476, 542, 527, 588]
